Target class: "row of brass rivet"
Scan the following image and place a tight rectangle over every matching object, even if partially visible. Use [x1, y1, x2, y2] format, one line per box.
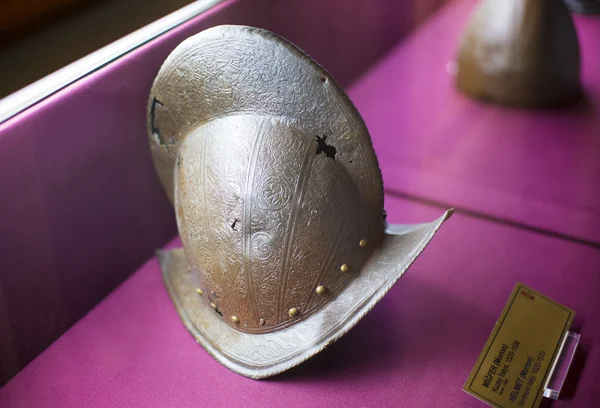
[192, 238, 368, 326]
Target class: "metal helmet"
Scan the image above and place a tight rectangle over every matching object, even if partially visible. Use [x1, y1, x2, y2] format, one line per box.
[148, 25, 451, 379]
[455, 0, 581, 107]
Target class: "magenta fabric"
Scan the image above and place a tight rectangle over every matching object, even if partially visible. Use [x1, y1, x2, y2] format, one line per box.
[0, 0, 451, 384]
[1, 196, 598, 407]
[349, 0, 600, 246]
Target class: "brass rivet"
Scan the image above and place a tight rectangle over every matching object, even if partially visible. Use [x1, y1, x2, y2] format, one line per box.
[359, 239, 367, 248]
[259, 319, 265, 326]
[187, 266, 192, 272]
[288, 308, 298, 317]
[316, 285, 326, 295]
[196, 288, 203, 296]
[340, 264, 349, 273]
[210, 302, 217, 309]
[231, 316, 239, 324]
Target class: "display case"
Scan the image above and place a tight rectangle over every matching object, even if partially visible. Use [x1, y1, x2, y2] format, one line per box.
[0, 0, 597, 406]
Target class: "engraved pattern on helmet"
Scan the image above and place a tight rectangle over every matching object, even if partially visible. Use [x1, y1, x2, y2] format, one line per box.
[150, 26, 385, 334]
[175, 114, 382, 333]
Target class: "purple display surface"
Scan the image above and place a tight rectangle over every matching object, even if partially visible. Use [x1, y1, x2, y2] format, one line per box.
[1, 196, 598, 407]
[349, 0, 600, 246]
[0, 0, 450, 384]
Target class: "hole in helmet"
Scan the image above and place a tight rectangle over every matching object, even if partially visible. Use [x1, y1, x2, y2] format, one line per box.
[230, 219, 239, 231]
[150, 97, 166, 146]
[150, 96, 175, 152]
[208, 294, 223, 317]
[315, 135, 337, 159]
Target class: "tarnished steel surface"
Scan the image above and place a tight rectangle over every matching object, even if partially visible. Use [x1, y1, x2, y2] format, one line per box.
[148, 25, 451, 378]
[158, 212, 452, 379]
[173, 115, 383, 332]
[149, 25, 384, 333]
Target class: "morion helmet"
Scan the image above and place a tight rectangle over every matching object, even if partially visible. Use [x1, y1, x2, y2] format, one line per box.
[455, 0, 581, 107]
[148, 25, 451, 379]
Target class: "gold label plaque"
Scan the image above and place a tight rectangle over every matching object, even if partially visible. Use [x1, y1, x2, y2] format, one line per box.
[463, 283, 574, 408]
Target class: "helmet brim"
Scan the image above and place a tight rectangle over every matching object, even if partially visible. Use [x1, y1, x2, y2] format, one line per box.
[158, 209, 452, 379]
